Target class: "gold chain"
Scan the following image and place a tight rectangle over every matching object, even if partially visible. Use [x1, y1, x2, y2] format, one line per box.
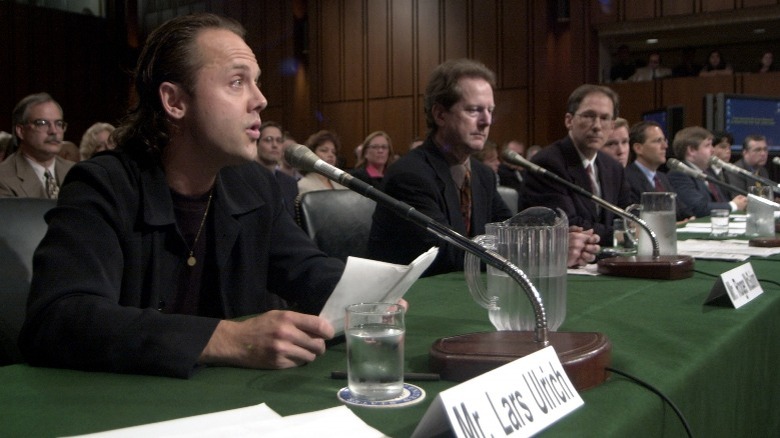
[186, 189, 213, 267]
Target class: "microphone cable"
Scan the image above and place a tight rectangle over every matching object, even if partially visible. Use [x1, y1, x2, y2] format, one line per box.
[694, 268, 780, 289]
[604, 366, 694, 438]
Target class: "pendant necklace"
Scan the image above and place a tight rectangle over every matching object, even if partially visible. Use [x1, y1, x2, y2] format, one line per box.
[186, 189, 213, 267]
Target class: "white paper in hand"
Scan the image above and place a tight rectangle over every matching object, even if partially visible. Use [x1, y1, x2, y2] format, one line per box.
[319, 247, 439, 334]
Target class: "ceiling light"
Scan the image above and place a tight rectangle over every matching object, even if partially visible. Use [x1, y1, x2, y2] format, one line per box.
[753, 28, 766, 34]
[646, 38, 658, 44]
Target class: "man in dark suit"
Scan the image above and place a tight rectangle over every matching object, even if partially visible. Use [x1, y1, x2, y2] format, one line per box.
[369, 60, 600, 276]
[0, 93, 74, 198]
[731, 134, 773, 193]
[256, 121, 298, 217]
[523, 84, 631, 244]
[667, 126, 747, 218]
[625, 120, 695, 221]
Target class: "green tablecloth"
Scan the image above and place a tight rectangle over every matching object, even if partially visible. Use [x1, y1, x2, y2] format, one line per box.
[1, 257, 779, 437]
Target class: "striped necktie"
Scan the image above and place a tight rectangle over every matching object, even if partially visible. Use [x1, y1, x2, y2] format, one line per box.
[45, 170, 59, 199]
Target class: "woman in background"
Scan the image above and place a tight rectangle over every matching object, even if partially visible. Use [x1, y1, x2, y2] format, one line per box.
[350, 131, 394, 188]
[297, 130, 348, 194]
[79, 122, 115, 160]
[699, 50, 733, 76]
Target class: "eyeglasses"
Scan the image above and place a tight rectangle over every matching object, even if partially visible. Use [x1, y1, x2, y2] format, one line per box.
[366, 144, 389, 151]
[574, 112, 614, 128]
[26, 119, 68, 132]
[260, 135, 284, 144]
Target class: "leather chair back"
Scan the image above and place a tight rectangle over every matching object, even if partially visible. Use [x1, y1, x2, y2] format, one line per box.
[0, 198, 55, 365]
[497, 185, 519, 216]
[296, 190, 376, 261]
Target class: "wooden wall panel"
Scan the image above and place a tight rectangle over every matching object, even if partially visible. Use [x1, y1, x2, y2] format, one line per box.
[609, 82, 658, 124]
[471, 0, 497, 70]
[320, 1, 342, 102]
[500, 0, 528, 89]
[368, 97, 416, 155]
[742, 71, 780, 95]
[702, 0, 738, 12]
[443, 0, 468, 60]
[391, 0, 414, 97]
[491, 88, 529, 146]
[589, 0, 618, 24]
[662, 0, 695, 16]
[624, 1, 656, 20]
[319, 101, 364, 164]
[417, 0, 441, 92]
[742, 0, 778, 7]
[344, 0, 365, 101]
[368, 0, 389, 98]
[661, 76, 737, 128]
[250, 2, 284, 111]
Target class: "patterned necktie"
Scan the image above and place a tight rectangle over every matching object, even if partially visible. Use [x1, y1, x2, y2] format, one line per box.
[44, 170, 59, 199]
[707, 181, 723, 202]
[653, 174, 665, 191]
[460, 168, 472, 236]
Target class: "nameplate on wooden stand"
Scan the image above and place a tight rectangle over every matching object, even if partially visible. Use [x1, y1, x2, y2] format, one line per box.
[412, 346, 583, 438]
[704, 263, 763, 308]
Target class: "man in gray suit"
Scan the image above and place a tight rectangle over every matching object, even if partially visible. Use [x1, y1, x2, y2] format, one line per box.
[0, 93, 74, 198]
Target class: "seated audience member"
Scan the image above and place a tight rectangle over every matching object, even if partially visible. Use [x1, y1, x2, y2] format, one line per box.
[666, 127, 747, 217]
[523, 84, 631, 244]
[409, 136, 424, 150]
[699, 50, 733, 76]
[0, 93, 74, 199]
[474, 140, 501, 185]
[58, 141, 80, 162]
[625, 121, 695, 222]
[79, 122, 116, 160]
[601, 117, 629, 167]
[731, 134, 772, 193]
[368, 59, 600, 276]
[257, 121, 298, 217]
[497, 139, 526, 194]
[279, 134, 303, 181]
[0, 131, 12, 161]
[629, 52, 672, 81]
[710, 131, 738, 198]
[19, 13, 346, 378]
[757, 51, 775, 73]
[350, 131, 394, 188]
[297, 130, 348, 195]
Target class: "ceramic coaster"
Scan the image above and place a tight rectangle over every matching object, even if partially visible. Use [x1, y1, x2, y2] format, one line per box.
[337, 383, 426, 408]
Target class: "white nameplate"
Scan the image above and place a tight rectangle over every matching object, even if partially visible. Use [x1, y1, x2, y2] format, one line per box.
[704, 262, 763, 308]
[412, 346, 583, 438]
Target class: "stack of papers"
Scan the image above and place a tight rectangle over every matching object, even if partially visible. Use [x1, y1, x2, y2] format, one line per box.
[678, 239, 780, 261]
[70, 404, 387, 437]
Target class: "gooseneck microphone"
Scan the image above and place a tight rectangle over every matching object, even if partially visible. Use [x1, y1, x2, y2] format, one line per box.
[773, 156, 780, 167]
[710, 156, 780, 195]
[667, 158, 780, 209]
[501, 149, 661, 258]
[285, 144, 549, 344]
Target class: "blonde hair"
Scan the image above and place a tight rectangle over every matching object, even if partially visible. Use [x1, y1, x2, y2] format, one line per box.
[80, 122, 115, 160]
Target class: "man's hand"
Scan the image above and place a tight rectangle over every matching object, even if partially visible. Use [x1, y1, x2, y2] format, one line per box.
[732, 195, 748, 212]
[567, 226, 600, 267]
[199, 311, 335, 369]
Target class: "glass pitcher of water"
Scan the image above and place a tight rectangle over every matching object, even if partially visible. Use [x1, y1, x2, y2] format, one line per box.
[464, 207, 568, 331]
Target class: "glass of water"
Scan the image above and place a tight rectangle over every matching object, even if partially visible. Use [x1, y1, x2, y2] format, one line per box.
[710, 209, 730, 237]
[345, 303, 405, 401]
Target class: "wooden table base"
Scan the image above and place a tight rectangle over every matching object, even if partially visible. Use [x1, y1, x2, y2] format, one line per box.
[429, 331, 611, 391]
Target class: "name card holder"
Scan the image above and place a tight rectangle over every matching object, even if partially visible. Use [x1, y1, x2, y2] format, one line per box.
[412, 346, 583, 438]
[704, 262, 763, 308]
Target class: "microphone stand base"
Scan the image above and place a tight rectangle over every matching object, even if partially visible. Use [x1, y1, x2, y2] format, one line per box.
[597, 255, 694, 280]
[429, 331, 611, 391]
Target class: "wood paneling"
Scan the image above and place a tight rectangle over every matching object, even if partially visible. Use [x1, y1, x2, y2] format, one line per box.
[742, 71, 780, 95]
[702, 0, 737, 12]
[391, 0, 414, 96]
[368, 0, 389, 98]
[471, 0, 497, 70]
[344, 0, 364, 101]
[610, 81, 658, 124]
[662, 0, 695, 16]
[500, 1, 528, 88]
[320, 2, 342, 102]
[368, 97, 416, 155]
[443, 0, 468, 60]
[417, 0, 441, 92]
[318, 100, 364, 165]
[589, 0, 618, 24]
[624, 0, 656, 20]
[742, 0, 778, 7]
[661, 76, 737, 127]
[491, 89, 529, 146]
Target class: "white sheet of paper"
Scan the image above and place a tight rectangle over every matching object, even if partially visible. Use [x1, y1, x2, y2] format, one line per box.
[68, 405, 387, 438]
[320, 247, 439, 333]
[678, 239, 780, 261]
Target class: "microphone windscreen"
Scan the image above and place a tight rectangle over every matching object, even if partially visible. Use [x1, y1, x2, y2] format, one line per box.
[284, 143, 317, 172]
[773, 156, 780, 166]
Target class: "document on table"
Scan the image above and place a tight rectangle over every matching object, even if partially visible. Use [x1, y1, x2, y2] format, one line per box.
[67, 404, 388, 438]
[678, 239, 780, 261]
[320, 247, 439, 334]
[681, 217, 746, 234]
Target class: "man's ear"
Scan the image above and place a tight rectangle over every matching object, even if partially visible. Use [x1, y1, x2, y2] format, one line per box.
[431, 103, 447, 128]
[159, 81, 187, 120]
[564, 113, 574, 131]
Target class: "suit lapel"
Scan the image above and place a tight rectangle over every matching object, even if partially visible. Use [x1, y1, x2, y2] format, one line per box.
[14, 153, 45, 197]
